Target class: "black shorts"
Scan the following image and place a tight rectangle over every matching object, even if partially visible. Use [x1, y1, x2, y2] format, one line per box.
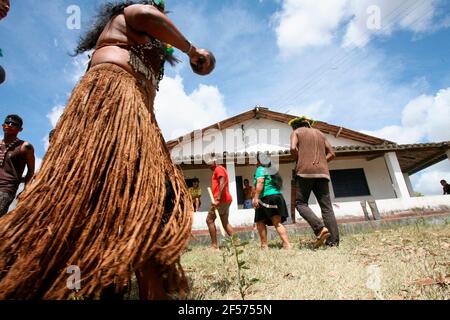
[254, 194, 289, 226]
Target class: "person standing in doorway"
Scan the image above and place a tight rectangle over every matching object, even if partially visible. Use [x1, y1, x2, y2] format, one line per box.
[243, 179, 255, 209]
[289, 117, 340, 248]
[189, 178, 202, 212]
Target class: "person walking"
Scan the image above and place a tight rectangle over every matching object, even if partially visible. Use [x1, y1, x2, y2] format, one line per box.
[206, 157, 234, 250]
[252, 153, 291, 250]
[290, 117, 340, 248]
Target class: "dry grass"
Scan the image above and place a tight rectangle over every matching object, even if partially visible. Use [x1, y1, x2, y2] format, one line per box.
[178, 222, 449, 300]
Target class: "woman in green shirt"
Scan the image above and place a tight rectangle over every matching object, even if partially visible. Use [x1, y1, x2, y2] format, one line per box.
[253, 153, 291, 250]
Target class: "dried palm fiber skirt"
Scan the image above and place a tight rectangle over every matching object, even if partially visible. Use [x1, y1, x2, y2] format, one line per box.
[0, 63, 193, 299]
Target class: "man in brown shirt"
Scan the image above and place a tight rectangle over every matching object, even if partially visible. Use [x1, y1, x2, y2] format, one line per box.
[290, 117, 340, 248]
[0, 114, 35, 216]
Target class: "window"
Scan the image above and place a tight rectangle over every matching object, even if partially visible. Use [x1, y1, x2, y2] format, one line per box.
[330, 169, 370, 198]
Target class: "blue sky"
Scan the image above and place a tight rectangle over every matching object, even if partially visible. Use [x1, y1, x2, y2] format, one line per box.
[0, 0, 449, 195]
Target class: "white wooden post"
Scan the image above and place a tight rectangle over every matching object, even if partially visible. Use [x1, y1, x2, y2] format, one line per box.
[384, 152, 411, 199]
[403, 173, 415, 197]
[226, 160, 239, 215]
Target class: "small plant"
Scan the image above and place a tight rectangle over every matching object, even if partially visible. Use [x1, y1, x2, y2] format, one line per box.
[223, 235, 259, 300]
[414, 217, 427, 233]
[69, 290, 84, 300]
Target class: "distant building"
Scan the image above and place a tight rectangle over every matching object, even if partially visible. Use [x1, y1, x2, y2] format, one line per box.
[168, 107, 450, 230]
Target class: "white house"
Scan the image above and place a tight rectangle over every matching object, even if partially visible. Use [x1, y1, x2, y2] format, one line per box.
[167, 107, 450, 230]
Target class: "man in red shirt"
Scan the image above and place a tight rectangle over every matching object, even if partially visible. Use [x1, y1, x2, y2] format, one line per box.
[206, 157, 234, 249]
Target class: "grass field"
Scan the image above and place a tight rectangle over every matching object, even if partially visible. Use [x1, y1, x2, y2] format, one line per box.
[177, 222, 449, 300]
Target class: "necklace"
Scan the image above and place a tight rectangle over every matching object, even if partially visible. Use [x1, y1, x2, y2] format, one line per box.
[0, 138, 21, 167]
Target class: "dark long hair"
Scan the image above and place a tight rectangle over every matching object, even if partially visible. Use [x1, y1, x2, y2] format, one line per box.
[257, 152, 283, 190]
[74, 1, 154, 55]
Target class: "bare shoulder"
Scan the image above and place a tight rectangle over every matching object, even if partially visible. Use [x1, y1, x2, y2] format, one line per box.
[124, 3, 158, 20]
[21, 141, 34, 152]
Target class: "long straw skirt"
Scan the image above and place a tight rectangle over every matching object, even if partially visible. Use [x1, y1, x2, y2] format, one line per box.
[0, 63, 193, 299]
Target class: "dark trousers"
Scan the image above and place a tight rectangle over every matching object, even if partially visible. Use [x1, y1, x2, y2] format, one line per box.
[0, 191, 14, 217]
[295, 177, 340, 245]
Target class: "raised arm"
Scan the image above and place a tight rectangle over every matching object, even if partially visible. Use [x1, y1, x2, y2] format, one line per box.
[124, 4, 213, 75]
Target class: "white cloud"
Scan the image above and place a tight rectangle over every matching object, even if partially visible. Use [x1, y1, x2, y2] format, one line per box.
[43, 105, 64, 151]
[273, 0, 349, 54]
[362, 87, 450, 144]
[342, 0, 438, 48]
[154, 75, 228, 140]
[64, 53, 90, 84]
[411, 160, 450, 195]
[35, 157, 43, 172]
[273, 0, 445, 54]
[287, 100, 334, 122]
[46, 105, 65, 128]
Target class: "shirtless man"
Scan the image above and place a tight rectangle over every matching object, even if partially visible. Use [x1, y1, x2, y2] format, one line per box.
[0, 115, 35, 217]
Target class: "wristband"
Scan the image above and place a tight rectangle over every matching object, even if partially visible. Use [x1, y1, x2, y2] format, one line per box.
[184, 41, 194, 56]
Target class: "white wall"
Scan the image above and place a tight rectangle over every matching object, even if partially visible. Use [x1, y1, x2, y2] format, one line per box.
[376, 195, 450, 216]
[328, 157, 396, 202]
[186, 156, 399, 229]
[191, 195, 450, 230]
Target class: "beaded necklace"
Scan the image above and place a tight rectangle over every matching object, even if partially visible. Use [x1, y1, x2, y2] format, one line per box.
[0, 138, 21, 168]
[128, 38, 177, 91]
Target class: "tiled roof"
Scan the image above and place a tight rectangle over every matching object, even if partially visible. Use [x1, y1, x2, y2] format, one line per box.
[172, 142, 450, 162]
[335, 141, 450, 152]
[173, 141, 450, 175]
[167, 107, 391, 150]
